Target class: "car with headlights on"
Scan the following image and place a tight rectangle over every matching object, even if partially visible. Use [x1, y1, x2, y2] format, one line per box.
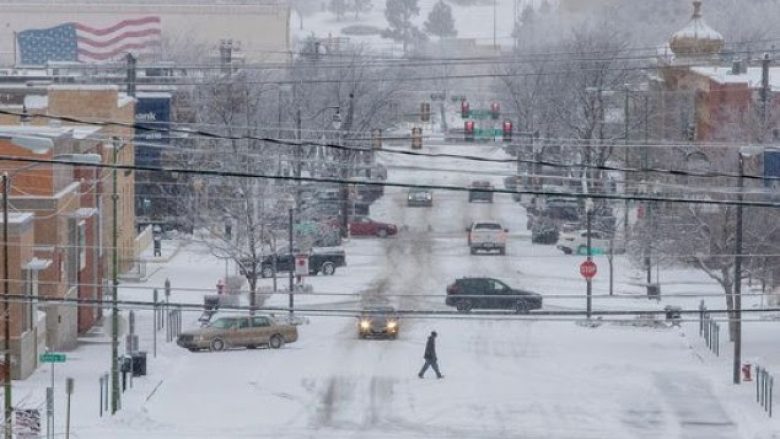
[176, 315, 298, 352]
[407, 187, 433, 207]
[357, 305, 400, 339]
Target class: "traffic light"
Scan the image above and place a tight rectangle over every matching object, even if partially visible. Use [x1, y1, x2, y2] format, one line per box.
[461, 100, 470, 119]
[464, 121, 475, 142]
[502, 120, 513, 143]
[411, 127, 423, 149]
[490, 102, 500, 120]
[421, 102, 431, 122]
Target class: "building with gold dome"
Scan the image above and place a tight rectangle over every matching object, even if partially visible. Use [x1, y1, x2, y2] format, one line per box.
[667, 1, 723, 62]
[655, 1, 779, 144]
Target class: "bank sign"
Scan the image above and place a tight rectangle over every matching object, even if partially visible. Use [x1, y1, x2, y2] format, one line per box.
[765, 150, 780, 190]
[135, 93, 172, 167]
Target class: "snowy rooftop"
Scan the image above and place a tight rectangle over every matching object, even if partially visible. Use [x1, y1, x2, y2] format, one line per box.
[0, 212, 34, 225]
[47, 84, 119, 92]
[0, 124, 102, 139]
[691, 66, 780, 89]
[23, 94, 47, 109]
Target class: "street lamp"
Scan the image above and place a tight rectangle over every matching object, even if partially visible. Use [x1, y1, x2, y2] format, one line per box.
[734, 145, 764, 385]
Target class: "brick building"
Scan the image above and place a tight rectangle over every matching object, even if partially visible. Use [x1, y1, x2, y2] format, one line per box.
[0, 212, 47, 380]
[0, 85, 137, 275]
[0, 127, 104, 356]
[656, 1, 780, 144]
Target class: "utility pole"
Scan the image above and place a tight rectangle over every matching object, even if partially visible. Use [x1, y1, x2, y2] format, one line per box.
[513, 0, 518, 50]
[493, 0, 497, 48]
[220, 39, 233, 77]
[125, 53, 136, 98]
[760, 53, 771, 131]
[586, 200, 593, 319]
[734, 153, 745, 384]
[3, 174, 10, 439]
[643, 95, 652, 286]
[296, 106, 303, 210]
[288, 208, 294, 316]
[110, 137, 120, 414]
[623, 86, 630, 237]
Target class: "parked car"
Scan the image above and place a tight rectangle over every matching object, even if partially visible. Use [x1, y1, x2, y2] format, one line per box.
[531, 221, 559, 244]
[349, 216, 398, 237]
[467, 221, 507, 255]
[407, 187, 433, 207]
[556, 229, 619, 255]
[357, 305, 399, 339]
[445, 277, 542, 313]
[176, 315, 298, 352]
[468, 180, 494, 203]
[503, 176, 523, 202]
[239, 247, 346, 278]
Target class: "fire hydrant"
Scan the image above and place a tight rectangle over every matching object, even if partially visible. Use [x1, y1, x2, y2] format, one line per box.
[742, 363, 753, 382]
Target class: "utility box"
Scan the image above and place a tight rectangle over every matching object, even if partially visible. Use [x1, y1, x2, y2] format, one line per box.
[647, 283, 661, 300]
[664, 305, 682, 325]
[131, 352, 147, 377]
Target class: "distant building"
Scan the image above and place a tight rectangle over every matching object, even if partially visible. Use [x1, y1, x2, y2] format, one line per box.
[0, 1, 290, 66]
[558, 0, 618, 14]
[655, 1, 780, 144]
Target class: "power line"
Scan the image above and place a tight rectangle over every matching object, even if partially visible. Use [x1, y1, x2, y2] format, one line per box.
[2, 292, 778, 317]
[1, 107, 777, 184]
[2, 154, 779, 208]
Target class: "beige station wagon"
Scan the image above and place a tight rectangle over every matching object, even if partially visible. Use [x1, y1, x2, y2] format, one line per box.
[176, 315, 298, 352]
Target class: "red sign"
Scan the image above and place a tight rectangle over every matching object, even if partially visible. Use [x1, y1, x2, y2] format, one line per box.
[294, 254, 309, 276]
[580, 260, 597, 280]
[502, 120, 513, 134]
[464, 120, 475, 133]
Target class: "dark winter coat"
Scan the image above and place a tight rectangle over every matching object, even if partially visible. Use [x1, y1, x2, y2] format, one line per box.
[423, 335, 437, 361]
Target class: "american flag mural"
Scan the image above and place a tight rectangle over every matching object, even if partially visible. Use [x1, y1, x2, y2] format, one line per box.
[17, 16, 161, 65]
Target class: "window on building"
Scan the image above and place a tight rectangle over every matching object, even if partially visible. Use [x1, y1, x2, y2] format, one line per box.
[21, 269, 37, 333]
[98, 198, 103, 257]
[78, 221, 86, 271]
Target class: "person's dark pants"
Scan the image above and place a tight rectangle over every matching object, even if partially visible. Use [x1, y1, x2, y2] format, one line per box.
[418, 359, 442, 378]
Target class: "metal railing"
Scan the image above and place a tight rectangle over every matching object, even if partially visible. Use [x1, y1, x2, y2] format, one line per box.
[756, 365, 774, 417]
[166, 308, 182, 343]
[699, 302, 720, 356]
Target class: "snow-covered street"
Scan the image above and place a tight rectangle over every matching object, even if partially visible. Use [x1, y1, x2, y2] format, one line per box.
[7, 142, 778, 438]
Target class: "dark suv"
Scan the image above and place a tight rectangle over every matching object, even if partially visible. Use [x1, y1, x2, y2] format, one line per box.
[445, 277, 542, 313]
[468, 181, 494, 203]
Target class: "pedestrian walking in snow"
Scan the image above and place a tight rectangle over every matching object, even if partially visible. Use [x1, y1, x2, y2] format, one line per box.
[418, 331, 443, 379]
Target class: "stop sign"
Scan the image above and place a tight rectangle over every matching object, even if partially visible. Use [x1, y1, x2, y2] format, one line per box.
[294, 254, 309, 276]
[580, 260, 597, 280]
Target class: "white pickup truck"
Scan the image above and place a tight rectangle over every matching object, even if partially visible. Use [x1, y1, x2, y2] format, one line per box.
[467, 221, 508, 255]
